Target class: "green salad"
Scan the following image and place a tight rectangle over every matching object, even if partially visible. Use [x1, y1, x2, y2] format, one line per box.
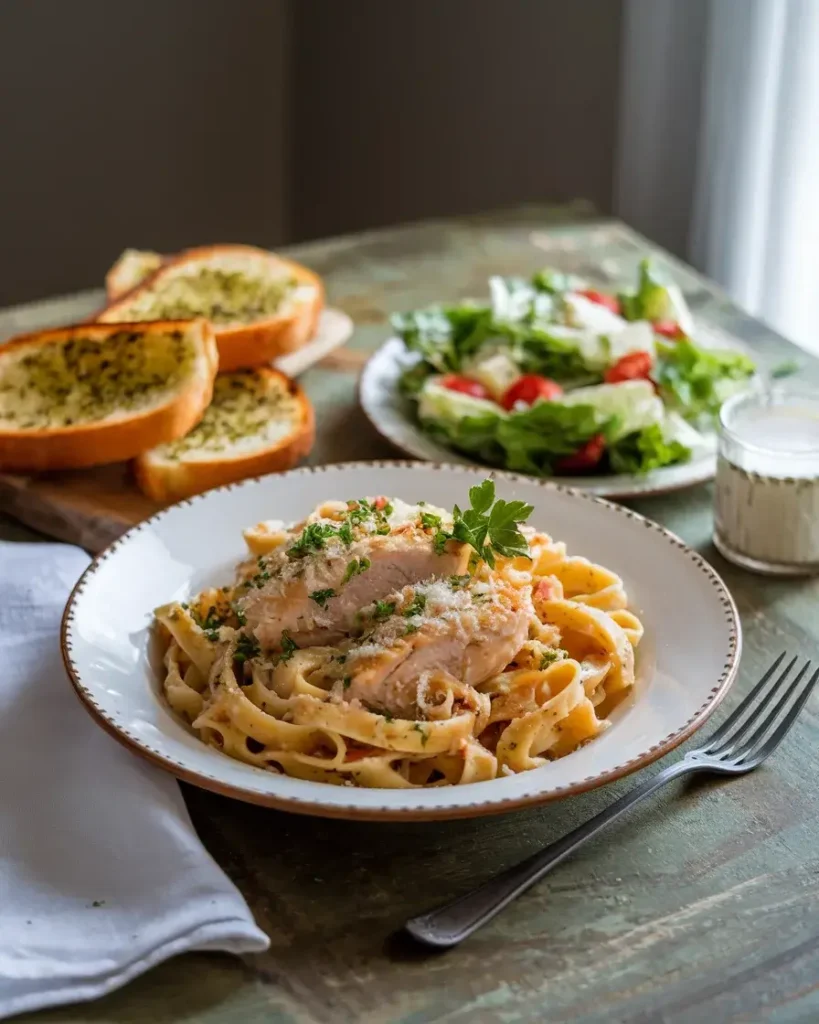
[392, 260, 756, 477]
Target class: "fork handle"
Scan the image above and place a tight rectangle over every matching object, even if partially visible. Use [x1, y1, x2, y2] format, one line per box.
[405, 759, 697, 948]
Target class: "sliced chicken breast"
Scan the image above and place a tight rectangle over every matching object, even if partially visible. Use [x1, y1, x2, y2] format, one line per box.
[341, 574, 532, 718]
[238, 498, 469, 648]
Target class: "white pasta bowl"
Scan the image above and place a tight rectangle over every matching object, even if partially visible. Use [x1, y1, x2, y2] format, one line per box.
[62, 461, 741, 821]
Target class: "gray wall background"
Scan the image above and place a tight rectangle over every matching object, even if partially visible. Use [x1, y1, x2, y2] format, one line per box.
[0, 0, 623, 307]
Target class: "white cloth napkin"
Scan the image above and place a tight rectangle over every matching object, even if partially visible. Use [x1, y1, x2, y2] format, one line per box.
[0, 542, 269, 1020]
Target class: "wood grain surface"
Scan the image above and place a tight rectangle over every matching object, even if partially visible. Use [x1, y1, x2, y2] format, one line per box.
[4, 205, 819, 1024]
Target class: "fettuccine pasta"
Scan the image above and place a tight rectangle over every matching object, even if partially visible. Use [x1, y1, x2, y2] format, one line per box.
[155, 488, 641, 788]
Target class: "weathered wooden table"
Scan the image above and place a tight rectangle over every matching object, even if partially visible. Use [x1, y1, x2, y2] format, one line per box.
[4, 206, 819, 1024]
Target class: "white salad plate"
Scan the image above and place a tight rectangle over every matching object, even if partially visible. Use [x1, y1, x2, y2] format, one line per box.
[62, 461, 741, 821]
[360, 321, 754, 499]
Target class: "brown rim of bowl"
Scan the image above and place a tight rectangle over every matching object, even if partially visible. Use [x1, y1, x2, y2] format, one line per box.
[60, 460, 742, 822]
[356, 342, 718, 501]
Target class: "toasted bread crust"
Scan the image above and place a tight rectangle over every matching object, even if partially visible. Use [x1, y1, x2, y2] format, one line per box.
[133, 369, 315, 503]
[0, 320, 217, 473]
[105, 249, 165, 301]
[98, 245, 325, 371]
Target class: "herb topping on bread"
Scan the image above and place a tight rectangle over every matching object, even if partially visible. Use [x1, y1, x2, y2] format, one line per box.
[134, 367, 314, 501]
[99, 245, 324, 371]
[0, 320, 217, 472]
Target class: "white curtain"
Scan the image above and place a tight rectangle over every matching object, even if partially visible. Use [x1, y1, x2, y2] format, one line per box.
[617, 0, 819, 355]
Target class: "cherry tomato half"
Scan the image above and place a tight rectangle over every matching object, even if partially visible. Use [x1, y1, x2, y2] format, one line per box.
[501, 374, 564, 411]
[604, 351, 653, 384]
[653, 319, 685, 340]
[441, 375, 492, 400]
[554, 434, 606, 473]
[577, 289, 622, 315]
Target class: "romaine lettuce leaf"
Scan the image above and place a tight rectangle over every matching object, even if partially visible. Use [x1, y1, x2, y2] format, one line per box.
[416, 379, 608, 475]
[423, 412, 508, 467]
[414, 376, 699, 477]
[619, 259, 693, 331]
[489, 276, 555, 324]
[495, 401, 611, 475]
[417, 380, 500, 425]
[562, 292, 628, 334]
[517, 326, 600, 382]
[398, 360, 434, 396]
[391, 304, 493, 372]
[655, 338, 755, 421]
[560, 380, 665, 440]
[515, 320, 654, 382]
[531, 268, 588, 294]
[608, 424, 691, 475]
[417, 382, 507, 464]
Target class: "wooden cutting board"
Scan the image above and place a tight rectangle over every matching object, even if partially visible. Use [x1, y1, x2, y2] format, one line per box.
[0, 292, 358, 552]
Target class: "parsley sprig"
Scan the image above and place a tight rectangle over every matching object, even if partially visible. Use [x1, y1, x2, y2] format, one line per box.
[342, 556, 371, 583]
[435, 479, 533, 568]
[539, 649, 566, 669]
[372, 599, 396, 621]
[403, 592, 427, 618]
[191, 604, 223, 642]
[278, 631, 299, 663]
[234, 634, 260, 664]
[287, 522, 338, 559]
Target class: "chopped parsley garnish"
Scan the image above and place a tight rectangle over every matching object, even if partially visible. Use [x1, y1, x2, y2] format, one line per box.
[372, 599, 396, 621]
[346, 499, 374, 525]
[338, 521, 354, 546]
[250, 560, 272, 588]
[192, 605, 223, 639]
[434, 479, 533, 568]
[420, 511, 442, 530]
[342, 556, 371, 584]
[287, 521, 339, 558]
[342, 675, 352, 689]
[412, 722, 430, 746]
[234, 634, 260, 664]
[347, 497, 393, 535]
[404, 622, 419, 635]
[232, 604, 247, 627]
[403, 593, 427, 617]
[310, 588, 336, 607]
[449, 574, 471, 588]
[278, 631, 299, 663]
[381, 709, 395, 723]
[540, 649, 565, 669]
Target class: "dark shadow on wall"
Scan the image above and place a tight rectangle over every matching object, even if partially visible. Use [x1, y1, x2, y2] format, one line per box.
[0, 0, 623, 306]
[291, 0, 623, 242]
[0, 0, 290, 306]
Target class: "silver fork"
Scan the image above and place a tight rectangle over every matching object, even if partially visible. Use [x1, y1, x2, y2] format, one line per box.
[405, 653, 818, 949]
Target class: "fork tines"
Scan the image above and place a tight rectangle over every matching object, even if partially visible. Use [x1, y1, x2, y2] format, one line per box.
[702, 653, 819, 767]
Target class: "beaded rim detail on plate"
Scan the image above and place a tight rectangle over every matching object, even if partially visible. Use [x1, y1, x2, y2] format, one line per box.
[61, 461, 742, 821]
